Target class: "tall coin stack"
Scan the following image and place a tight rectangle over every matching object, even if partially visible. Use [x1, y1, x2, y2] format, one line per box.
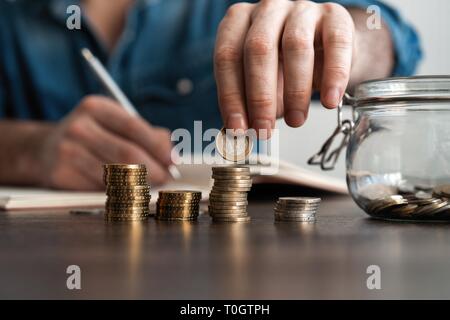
[274, 197, 321, 222]
[156, 191, 202, 221]
[209, 166, 252, 223]
[104, 164, 151, 221]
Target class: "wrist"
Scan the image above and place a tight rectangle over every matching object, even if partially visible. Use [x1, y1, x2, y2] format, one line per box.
[347, 8, 367, 90]
[347, 7, 395, 90]
[349, 27, 363, 90]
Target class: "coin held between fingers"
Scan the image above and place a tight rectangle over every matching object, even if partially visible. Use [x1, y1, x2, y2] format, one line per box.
[216, 127, 253, 163]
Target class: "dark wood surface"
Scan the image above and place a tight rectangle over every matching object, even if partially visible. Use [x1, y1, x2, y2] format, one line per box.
[1, 194, 450, 299]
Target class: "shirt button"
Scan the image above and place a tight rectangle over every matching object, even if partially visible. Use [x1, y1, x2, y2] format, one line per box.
[176, 78, 194, 96]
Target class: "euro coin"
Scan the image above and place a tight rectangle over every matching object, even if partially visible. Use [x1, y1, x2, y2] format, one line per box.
[155, 190, 202, 221]
[277, 197, 322, 204]
[275, 214, 315, 222]
[105, 215, 149, 222]
[433, 185, 450, 198]
[212, 216, 251, 223]
[215, 128, 253, 162]
[274, 196, 321, 222]
[212, 166, 250, 173]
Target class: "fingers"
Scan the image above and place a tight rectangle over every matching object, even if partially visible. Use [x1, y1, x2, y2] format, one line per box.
[48, 139, 103, 190]
[282, 3, 319, 127]
[51, 165, 102, 191]
[214, 2, 254, 131]
[276, 61, 284, 118]
[77, 96, 173, 166]
[53, 139, 104, 190]
[320, 3, 354, 108]
[244, 1, 290, 137]
[215, 1, 356, 132]
[66, 115, 169, 184]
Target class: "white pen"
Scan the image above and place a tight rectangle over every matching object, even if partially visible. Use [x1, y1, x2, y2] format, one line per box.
[81, 48, 181, 180]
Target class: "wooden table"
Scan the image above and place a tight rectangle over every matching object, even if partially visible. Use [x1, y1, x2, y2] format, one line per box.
[1, 192, 450, 299]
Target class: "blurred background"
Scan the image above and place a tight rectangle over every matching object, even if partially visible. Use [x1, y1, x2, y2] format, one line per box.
[278, 0, 450, 180]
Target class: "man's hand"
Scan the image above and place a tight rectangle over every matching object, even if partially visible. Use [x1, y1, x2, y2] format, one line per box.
[214, 0, 393, 136]
[34, 95, 172, 190]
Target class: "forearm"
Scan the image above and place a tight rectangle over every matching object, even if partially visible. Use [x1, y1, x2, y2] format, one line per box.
[0, 121, 53, 186]
[348, 7, 395, 90]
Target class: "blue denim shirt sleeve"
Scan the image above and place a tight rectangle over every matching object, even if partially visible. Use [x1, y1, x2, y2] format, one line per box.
[315, 0, 422, 76]
[0, 0, 422, 126]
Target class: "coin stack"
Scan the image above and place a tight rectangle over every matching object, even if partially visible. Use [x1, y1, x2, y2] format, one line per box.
[104, 164, 151, 221]
[274, 197, 321, 222]
[209, 166, 252, 223]
[156, 191, 202, 221]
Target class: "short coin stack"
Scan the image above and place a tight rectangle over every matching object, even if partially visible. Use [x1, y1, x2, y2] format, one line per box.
[156, 191, 202, 221]
[209, 166, 252, 223]
[104, 164, 151, 221]
[274, 197, 321, 222]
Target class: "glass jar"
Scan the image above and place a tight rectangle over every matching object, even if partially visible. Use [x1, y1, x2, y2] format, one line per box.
[310, 76, 450, 222]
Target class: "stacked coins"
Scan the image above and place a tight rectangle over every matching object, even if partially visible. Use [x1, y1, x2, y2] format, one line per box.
[156, 191, 202, 221]
[274, 197, 321, 222]
[209, 166, 252, 223]
[104, 164, 151, 221]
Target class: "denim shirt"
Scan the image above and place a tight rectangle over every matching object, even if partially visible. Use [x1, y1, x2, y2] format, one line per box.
[0, 0, 422, 133]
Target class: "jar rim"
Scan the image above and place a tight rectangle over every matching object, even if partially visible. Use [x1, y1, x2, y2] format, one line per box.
[349, 75, 450, 106]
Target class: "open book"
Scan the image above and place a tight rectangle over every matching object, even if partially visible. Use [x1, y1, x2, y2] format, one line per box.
[0, 158, 346, 211]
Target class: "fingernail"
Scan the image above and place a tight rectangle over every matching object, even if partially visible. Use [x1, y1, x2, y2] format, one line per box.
[227, 113, 247, 130]
[168, 165, 181, 180]
[170, 149, 180, 165]
[253, 119, 272, 139]
[285, 111, 305, 127]
[169, 153, 177, 165]
[324, 88, 341, 108]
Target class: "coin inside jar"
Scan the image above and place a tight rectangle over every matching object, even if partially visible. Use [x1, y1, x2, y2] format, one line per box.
[215, 127, 253, 162]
